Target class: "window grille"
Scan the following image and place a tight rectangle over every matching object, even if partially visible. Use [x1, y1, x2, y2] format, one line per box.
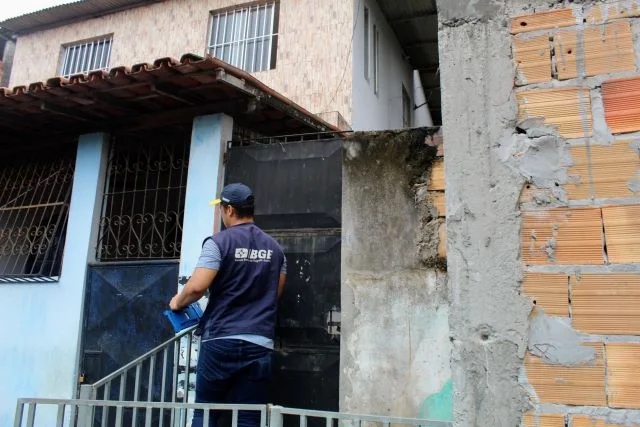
[60, 37, 112, 78]
[0, 146, 76, 282]
[96, 134, 190, 261]
[208, 2, 279, 72]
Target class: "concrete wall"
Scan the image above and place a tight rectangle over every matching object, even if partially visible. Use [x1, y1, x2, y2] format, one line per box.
[351, 0, 414, 131]
[437, 0, 640, 426]
[0, 134, 108, 426]
[8, 0, 353, 124]
[340, 129, 451, 422]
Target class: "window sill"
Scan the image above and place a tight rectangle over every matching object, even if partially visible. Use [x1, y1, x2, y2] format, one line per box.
[0, 276, 60, 284]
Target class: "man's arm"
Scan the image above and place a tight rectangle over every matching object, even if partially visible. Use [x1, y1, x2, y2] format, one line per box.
[169, 267, 217, 311]
[277, 253, 287, 299]
[169, 237, 221, 311]
[277, 273, 286, 299]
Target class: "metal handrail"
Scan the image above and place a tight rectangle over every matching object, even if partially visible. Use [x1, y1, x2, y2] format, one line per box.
[14, 398, 452, 427]
[15, 398, 267, 427]
[271, 406, 452, 427]
[79, 324, 199, 427]
[64, 325, 454, 427]
[91, 325, 197, 388]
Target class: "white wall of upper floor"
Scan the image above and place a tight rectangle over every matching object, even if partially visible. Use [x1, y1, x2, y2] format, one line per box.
[350, 0, 414, 131]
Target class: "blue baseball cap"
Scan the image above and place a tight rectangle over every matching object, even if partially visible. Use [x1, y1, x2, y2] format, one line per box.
[210, 183, 254, 206]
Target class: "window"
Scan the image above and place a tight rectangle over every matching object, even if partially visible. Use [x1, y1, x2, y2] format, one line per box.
[96, 131, 190, 261]
[373, 25, 379, 94]
[60, 37, 112, 78]
[363, 6, 369, 80]
[402, 85, 412, 128]
[0, 145, 75, 281]
[208, 2, 279, 73]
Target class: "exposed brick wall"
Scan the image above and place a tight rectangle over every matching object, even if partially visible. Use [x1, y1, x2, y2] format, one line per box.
[426, 132, 446, 258]
[511, 2, 640, 425]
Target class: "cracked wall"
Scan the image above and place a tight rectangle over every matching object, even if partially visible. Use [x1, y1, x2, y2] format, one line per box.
[339, 129, 451, 422]
[437, 0, 640, 426]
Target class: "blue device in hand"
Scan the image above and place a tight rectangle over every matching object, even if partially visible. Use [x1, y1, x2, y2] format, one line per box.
[164, 302, 204, 333]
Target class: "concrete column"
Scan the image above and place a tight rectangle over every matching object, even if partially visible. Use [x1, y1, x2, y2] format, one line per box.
[175, 113, 233, 411]
[435, 1, 534, 426]
[68, 132, 111, 380]
[179, 113, 233, 279]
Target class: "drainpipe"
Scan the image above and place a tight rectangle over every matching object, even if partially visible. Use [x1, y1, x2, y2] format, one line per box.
[413, 69, 433, 127]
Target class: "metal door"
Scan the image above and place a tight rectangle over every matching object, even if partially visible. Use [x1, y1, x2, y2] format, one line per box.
[224, 138, 342, 413]
[79, 262, 179, 425]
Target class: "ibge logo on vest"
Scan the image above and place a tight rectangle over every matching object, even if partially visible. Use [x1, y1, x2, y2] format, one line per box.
[235, 248, 274, 263]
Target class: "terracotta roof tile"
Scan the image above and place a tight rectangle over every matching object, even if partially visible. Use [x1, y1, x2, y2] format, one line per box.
[0, 53, 337, 142]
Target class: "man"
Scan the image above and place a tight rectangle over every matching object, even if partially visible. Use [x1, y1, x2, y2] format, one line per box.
[169, 183, 286, 427]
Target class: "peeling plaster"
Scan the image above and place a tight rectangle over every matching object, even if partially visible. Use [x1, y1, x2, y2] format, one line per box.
[340, 130, 451, 418]
[498, 126, 571, 201]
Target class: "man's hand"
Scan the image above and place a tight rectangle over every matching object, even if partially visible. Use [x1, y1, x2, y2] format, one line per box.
[168, 268, 218, 312]
[169, 294, 183, 311]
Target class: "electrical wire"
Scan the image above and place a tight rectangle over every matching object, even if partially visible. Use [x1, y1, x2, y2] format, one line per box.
[323, 0, 363, 113]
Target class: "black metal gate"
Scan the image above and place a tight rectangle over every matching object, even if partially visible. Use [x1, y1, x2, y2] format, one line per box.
[79, 263, 178, 411]
[224, 138, 342, 412]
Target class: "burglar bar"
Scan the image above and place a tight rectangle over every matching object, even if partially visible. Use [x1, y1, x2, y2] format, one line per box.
[0, 146, 75, 281]
[208, 2, 277, 72]
[96, 134, 189, 261]
[60, 37, 112, 78]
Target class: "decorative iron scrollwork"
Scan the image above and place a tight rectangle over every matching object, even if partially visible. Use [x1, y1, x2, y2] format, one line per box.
[96, 136, 189, 261]
[0, 146, 75, 279]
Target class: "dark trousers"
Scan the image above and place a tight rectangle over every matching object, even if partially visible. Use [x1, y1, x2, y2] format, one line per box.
[191, 339, 273, 427]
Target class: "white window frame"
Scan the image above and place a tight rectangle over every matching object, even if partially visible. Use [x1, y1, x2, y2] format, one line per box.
[60, 36, 112, 78]
[208, 1, 279, 73]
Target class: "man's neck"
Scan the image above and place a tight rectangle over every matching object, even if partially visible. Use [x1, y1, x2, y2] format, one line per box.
[227, 218, 254, 227]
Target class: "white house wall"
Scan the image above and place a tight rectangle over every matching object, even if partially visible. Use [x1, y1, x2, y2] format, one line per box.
[350, 0, 414, 131]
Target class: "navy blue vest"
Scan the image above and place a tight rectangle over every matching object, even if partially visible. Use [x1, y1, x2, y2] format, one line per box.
[199, 223, 284, 341]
